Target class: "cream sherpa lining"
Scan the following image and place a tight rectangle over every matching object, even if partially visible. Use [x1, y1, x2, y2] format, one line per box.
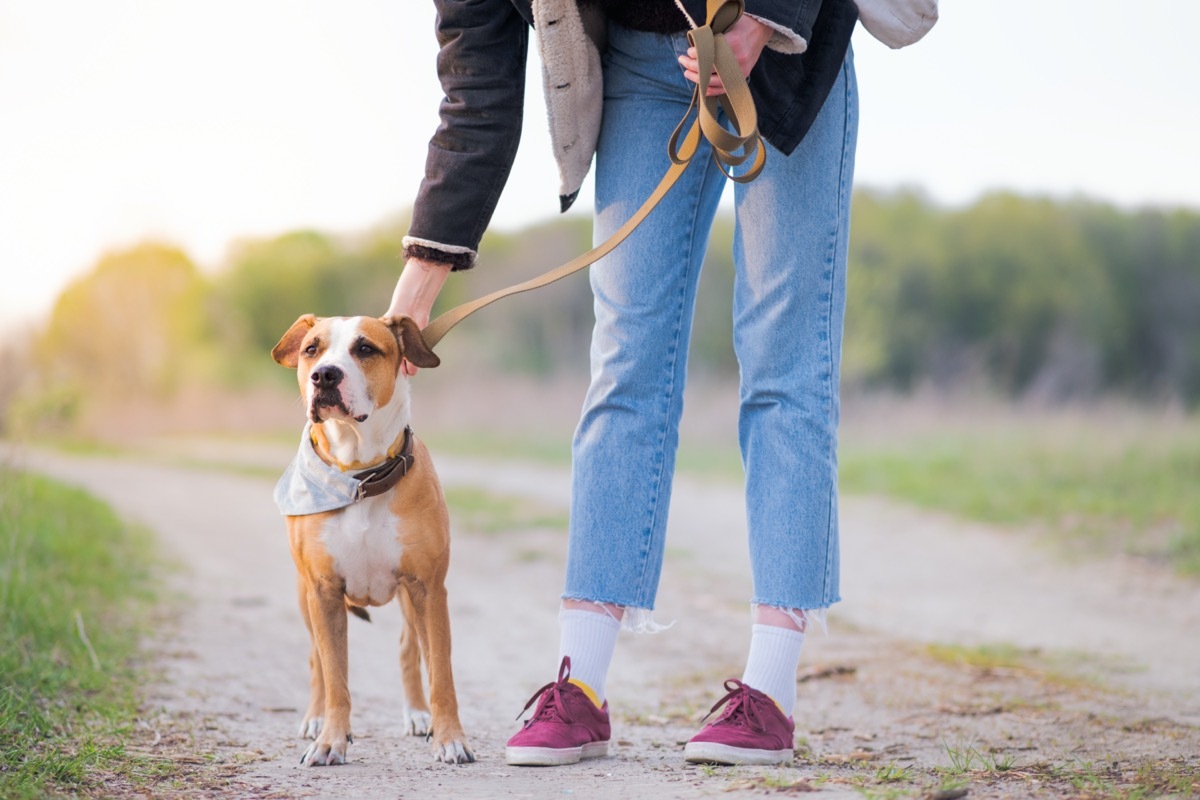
[533, 0, 605, 210]
[402, 236, 476, 258]
[748, 14, 808, 54]
[854, 0, 938, 49]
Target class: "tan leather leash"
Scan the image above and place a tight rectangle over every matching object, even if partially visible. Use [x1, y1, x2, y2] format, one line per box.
[421, 0, 765, 350]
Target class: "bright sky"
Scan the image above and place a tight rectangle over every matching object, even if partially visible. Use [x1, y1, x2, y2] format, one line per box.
[2, 1, 1198, 332]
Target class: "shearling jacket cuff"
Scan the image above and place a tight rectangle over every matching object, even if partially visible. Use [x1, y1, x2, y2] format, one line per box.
[401, 236, 477, 272]
[748, 13, 809, 54]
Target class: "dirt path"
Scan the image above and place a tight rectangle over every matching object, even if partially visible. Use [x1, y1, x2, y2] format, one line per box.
[6, 441, 1199, 799]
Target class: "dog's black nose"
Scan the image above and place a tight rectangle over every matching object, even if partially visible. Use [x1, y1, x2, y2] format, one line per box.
[311, 365, 343, 389]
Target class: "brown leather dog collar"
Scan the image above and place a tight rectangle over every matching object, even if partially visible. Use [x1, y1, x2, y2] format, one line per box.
[352, 425, 415, 501]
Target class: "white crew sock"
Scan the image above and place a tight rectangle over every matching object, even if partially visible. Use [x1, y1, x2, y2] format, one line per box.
[741, 623, 806, 716]
[557, 608, 621, 707]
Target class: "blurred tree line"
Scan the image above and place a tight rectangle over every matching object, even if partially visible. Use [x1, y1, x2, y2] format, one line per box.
[6, 189, 1200, 432]
[843, 190, 1200, 401]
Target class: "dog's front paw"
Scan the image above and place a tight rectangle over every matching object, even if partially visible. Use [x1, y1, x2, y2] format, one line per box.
[300, 732, 351, 767]
[298, 715, 323, 739]
[404, 708, 432, 736]
[434, 737, 475, 765]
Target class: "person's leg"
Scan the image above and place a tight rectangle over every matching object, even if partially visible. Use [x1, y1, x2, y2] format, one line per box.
[565, 28, 727, 618]
[685, 46, 858, 766]
[508, 23, 726, 766]
[736, 38, 858, 676]
[556, 605, 620, 705]
[741, 613, 807, 715]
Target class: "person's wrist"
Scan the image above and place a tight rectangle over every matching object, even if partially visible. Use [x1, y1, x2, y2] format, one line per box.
[742, 18, 773, 55]
[387, 257, 451, 327]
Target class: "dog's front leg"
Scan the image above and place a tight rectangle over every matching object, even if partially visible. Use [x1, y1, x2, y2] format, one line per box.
[300, 579, 353, 766]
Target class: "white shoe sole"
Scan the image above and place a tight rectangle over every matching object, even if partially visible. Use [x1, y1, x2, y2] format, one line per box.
[684, 741, 793, 766]
[506, 740, 609, 767]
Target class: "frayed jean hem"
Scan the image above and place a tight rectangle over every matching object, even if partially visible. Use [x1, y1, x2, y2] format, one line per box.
[561, 597, 675, 633]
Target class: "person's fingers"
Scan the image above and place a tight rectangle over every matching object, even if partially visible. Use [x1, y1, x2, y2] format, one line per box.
[678, 53, 726, 96]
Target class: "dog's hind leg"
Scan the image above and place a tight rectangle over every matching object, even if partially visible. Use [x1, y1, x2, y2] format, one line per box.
[296, 574, 325, 740]
[397, 585, 432, 736]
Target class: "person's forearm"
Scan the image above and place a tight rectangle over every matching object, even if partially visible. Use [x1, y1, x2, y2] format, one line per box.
[386, 257, 452, 328]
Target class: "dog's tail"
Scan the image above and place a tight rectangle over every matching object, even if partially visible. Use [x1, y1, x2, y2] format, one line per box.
[346, 601, 371, 622]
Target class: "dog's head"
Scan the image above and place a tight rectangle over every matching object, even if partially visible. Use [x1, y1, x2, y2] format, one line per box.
[272, 315, 439, 425]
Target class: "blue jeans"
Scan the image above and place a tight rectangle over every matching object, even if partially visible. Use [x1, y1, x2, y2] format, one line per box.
[565, 24, 858, 614]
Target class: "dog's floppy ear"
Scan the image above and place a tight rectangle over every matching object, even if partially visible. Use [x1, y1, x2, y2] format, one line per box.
[384, 315, 440, 369]
[272, 314, 318, 369]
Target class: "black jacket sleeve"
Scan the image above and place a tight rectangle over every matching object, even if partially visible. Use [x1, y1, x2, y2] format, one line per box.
[678, 0, 822, 43]
[744, 0, 822, 43]
[407, 0, 530, 269]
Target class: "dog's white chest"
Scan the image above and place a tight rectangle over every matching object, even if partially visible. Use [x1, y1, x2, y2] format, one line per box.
[321, 496, 404, 606]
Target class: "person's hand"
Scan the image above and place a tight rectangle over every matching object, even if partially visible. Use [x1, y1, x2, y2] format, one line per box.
[677, 15, 773, 96]
[386, 256, 451, 376]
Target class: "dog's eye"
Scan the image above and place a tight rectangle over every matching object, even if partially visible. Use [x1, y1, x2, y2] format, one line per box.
[356, 343, 379, 358]
[303, 344, 318, 357]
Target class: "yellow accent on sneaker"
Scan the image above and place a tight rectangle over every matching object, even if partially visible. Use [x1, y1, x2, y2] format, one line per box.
[568, 678, 602, 709]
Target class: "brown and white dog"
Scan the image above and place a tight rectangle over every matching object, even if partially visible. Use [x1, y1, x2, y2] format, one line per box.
[271, 314, 473, 766]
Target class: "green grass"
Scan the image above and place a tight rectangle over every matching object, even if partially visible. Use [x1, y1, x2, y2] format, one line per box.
[924, 642, 1032, 671]
[420, 409, 1200, 576]
[0, 468, 163, 798]
[1037, 758, 1199, 799]
[443, 485, 569, 534]
[940, 738, 1018, 776]
[424, 429, 572, 467]
[874, 761, 915, 783]
[839, 419, 1200, 575]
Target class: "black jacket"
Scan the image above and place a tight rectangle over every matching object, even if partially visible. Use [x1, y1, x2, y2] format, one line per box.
[407, 0, 857, 268]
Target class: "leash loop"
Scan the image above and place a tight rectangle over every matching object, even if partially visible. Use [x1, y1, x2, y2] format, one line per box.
[421, 0, 763, 350]
[689, 0, 764, 183]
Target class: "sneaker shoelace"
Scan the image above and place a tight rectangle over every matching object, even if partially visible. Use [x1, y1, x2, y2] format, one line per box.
[516, 656, 575, 726]
[702, 679, 770, 732]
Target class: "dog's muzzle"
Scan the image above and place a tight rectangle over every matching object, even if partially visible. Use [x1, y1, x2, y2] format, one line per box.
[308, 365, 355, 422]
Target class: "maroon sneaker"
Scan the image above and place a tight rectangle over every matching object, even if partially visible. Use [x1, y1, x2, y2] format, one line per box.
[684, 679, 796, 765]
[506, 657, 611, 766]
